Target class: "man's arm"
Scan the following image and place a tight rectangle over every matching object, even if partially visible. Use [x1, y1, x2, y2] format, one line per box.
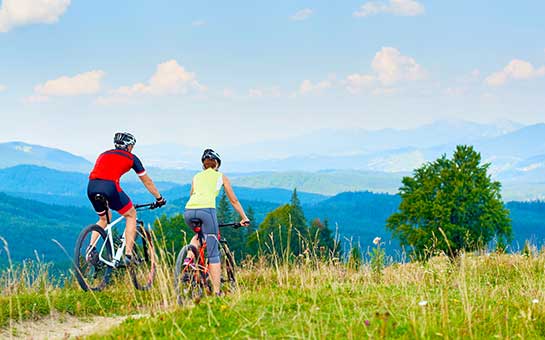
[139, 174, 161, 199]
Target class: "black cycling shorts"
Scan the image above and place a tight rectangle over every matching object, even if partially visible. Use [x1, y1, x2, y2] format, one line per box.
[87, 179, 133, 215]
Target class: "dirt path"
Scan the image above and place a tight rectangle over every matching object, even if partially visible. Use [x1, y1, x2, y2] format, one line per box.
[1, 312, 146, 339]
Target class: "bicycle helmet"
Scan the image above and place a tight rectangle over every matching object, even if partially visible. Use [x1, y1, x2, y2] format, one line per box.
[114, 132, 136, 150]
[201, 148, 221, 167]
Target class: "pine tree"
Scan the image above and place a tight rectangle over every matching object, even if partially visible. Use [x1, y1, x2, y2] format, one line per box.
[216, 190, 232, 224]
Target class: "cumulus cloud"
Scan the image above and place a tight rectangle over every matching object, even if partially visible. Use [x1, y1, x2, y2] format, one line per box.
[485, 59, 545, 86]
[299, 79, 332, 95]
[98, 60, 205, 104]
[0, 0, 70, 32]
[290, 8, 313, 21]
[371, 47, 426, 85]
[354, 0, 424, 17]
[34, 70, 105, 97]
[345, 74, 375, 94]
[343, 47, 425, 94]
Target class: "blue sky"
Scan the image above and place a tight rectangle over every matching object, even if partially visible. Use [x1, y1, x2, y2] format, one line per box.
[1, 0, 545, 155]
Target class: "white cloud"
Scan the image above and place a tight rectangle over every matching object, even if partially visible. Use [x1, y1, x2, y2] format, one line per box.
[248, 87, 281, 98]
[0, 0, 70, 32]
[290, 8, 313, 21]
[345, 74, 375, 94]
[343, 47, 424, 94]
[354, 0, 424, 17]
[98, 60, 205, 104]
[192, 20, 206, 27]
[485, 59, 545, 87]
[299, 79, 332, 95]
[371, 47, 426, 85]
[0, 84, 6, 92]
[34, 70, 105, 97]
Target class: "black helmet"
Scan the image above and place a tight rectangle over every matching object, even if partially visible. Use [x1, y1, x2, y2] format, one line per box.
[201, 148, 221, 167]
[114, 132, 136, 150]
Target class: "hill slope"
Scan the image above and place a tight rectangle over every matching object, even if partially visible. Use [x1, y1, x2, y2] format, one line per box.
[0, 142, 92, 172]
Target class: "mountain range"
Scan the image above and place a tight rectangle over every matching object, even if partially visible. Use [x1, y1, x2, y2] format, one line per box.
[2, 119, 545, 199]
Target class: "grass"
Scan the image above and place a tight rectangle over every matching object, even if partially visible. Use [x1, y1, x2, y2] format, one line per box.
[3, 237, 545, 338]
[88, 252, 545, 339]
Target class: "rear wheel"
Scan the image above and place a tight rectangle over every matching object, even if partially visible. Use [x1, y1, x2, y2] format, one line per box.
[129, 223, 157, 290]
[174, 245, 206, 304]
[220, 242, 237, 292]
[74, 224, 112, 291]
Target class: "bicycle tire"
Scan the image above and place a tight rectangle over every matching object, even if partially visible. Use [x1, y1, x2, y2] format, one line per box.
[174, 244, 206, 304]
[74, 224, 112, 291]
[220, 242, 237, 292]
[129, 224, 157, 291]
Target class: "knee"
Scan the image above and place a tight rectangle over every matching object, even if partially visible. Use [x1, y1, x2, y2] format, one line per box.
[123, 207, 137, 220]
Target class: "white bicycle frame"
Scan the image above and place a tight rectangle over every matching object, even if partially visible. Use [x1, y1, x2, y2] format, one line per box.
[89, 215, 127, 268]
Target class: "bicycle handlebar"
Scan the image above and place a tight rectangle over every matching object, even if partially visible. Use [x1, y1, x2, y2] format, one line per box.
[219, 222, 249, 229]
[134, 202, 163, 210]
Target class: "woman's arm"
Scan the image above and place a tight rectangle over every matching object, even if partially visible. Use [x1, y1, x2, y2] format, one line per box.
[223, 175, 250, 225]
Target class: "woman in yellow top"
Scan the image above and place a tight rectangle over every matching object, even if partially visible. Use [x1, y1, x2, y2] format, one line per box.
[183, 149, 250, 295]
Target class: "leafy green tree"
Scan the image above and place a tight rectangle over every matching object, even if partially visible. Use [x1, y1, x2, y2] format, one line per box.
[308, 218, 337, 257]
[386, 145, 512, 259]
[247, 204, 307, 257]
[153, 214, 189, 258]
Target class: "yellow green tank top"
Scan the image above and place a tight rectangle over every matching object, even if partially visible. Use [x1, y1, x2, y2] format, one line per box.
[185, 168, 223, 209]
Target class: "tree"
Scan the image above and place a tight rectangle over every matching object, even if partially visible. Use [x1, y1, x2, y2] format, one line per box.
[247, 204, 307, 258]
[216, 190, 232, 223]
[308, 218, 337, 257]
[216, 189, 246, 257]
[153, 214, 189, 258]
[386, 145, 512, 259]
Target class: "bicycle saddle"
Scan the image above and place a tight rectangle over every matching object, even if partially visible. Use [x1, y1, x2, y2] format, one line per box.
[93, 194, 107, 203]
[189, 218, 203, 232]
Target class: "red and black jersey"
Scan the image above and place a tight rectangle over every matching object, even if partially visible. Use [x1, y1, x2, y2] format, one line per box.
[89, 149, 146, 183]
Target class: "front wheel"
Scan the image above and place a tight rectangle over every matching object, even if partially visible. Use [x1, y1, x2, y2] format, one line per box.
[174, 244, 207, 304]
[220, 242, 237, 292]
[129, 224, 157, 290]
[74, 224, 112, 291]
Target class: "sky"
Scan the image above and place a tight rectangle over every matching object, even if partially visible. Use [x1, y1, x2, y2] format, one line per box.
[1, 0, 545, 156]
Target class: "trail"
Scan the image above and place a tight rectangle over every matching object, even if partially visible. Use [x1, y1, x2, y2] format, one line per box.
[1, 312, 146, 339]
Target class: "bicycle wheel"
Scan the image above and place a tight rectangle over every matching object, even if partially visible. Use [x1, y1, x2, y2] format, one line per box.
[74, 224, 112, 291]
[129, 224, 157, 291]
[220, 242, 237, 292]
[174, 245, 206, 304]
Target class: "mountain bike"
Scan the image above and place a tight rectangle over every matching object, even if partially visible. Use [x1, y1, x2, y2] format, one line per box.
[73, 194, 162, 291]
[174, 218, 244, 304]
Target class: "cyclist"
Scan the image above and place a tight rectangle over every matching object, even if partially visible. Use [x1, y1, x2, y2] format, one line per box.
[183, 149, 250, 295]
[86, 132, 166, 265]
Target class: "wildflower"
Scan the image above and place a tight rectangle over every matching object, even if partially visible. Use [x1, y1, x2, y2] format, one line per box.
[532, 299, 539, 304]
[418, 300, 428, 306]
[364, 319, 370, 327]
[373, 237, 381, 245]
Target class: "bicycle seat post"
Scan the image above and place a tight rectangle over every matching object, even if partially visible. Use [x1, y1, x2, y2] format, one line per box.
[94, 194, 110, 224]
[189, 218, 205, 246]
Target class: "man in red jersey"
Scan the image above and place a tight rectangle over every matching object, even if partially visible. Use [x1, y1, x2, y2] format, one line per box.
[86, 132, 166, 265]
